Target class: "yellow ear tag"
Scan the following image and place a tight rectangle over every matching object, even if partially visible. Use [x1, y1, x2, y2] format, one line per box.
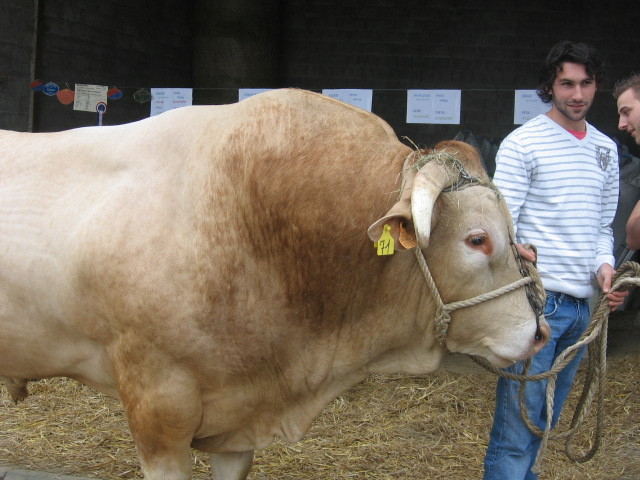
[376, 224, 395, 255]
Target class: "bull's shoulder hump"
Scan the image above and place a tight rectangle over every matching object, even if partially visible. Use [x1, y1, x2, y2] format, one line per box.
[244, 88, 399, 140]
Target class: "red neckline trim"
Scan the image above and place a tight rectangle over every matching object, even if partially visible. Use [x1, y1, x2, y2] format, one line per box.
[567, 129, 587, 140]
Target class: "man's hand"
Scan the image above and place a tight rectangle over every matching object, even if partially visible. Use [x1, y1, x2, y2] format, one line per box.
[516, 243, 537, 263]
[597, 263, 629, 311]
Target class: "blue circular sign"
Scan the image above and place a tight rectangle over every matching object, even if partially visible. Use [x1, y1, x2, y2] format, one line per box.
[43, 82, 59, 96]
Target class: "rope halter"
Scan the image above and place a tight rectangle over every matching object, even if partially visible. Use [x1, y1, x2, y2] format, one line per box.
[408, 151, 546, 346]
[414, 244, 544, 346]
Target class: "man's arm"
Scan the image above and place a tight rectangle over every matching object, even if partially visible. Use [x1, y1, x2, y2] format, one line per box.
[492, 138, 530, 236]
[597, 149, 627, 311]
[626, 200, 640, 250]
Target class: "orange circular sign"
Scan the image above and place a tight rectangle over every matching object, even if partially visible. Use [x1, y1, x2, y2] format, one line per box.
[56, 88, 75, 105]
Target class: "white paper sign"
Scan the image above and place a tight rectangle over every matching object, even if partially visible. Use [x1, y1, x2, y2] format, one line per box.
[514, 90, 549, 124]
[322, 89, 373, 112]
[150, 88, 193, 116]
[406, 90, 461, 124]
[238, 88, 272, 101]
[73, 84, 108, 112]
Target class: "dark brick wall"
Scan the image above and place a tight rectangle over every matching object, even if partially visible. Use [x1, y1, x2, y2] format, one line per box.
[189, 0, 640, 159]
[0, 0, 37, 131]
[33, 0, 193, 131]
[13, 0, 193, 132]
[192, 0, 280, 106]
[1, 0, 639, 154]
[279, 0, 640, 150]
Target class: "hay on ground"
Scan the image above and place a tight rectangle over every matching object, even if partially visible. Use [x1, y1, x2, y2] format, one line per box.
[0, 346, 638, 479]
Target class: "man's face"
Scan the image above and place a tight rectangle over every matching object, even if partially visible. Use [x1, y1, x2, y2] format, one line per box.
[548, 62, 597, 128]
[617, 88, 640, 145]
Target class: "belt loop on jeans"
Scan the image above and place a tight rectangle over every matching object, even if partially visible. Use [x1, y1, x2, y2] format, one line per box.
[545, 290, 587, 304]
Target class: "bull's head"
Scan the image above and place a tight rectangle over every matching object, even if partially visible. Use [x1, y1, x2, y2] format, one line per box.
[367, 140, 549, 367]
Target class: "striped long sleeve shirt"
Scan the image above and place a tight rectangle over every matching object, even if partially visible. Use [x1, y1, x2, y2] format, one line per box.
[493, 114, 619, 299]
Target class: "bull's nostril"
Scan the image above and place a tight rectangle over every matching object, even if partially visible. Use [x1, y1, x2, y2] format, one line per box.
[535, 328, 549, 344]
[534, 325, 544, 341]
[534, 320, 551, 345]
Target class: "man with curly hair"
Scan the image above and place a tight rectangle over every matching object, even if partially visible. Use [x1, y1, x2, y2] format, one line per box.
[483, 41, 627, 480]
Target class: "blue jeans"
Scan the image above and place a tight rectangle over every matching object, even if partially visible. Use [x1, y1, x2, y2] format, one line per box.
[483, 291, 590, 480]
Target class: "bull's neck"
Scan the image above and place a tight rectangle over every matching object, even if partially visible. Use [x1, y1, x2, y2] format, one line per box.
[330, 249, 444, 375]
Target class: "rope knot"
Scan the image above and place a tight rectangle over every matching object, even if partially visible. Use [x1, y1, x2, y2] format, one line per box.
[434, 307, 452, 345]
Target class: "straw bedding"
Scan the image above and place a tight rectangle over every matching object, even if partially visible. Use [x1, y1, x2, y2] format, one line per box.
[1, 331, 638, 479]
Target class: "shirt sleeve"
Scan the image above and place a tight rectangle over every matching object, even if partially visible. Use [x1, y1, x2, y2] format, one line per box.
[491, 137, 531, 237]
[594, 147, 619, 273]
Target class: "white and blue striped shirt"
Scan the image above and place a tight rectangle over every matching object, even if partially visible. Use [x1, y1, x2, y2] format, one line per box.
[493, 114, 619, 298]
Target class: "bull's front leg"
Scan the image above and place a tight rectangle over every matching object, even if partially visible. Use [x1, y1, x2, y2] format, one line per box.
[138, 447, 193, 480]
[124, 384, 201, 480]
[210, 451, 254, 480]
[114, 355, 203, 480]
[125, 389, 201, 480]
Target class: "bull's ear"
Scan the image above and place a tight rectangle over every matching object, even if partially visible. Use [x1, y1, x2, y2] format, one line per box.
[367, 203, 417, 250]
[368, 151, 421, 250]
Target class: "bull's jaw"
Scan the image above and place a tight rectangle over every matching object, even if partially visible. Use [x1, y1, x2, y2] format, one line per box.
[443, 337, 519, 368]
[460, 346, 518, 368]
[444, 313, 550, 368]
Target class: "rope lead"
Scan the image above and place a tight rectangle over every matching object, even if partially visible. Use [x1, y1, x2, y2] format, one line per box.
[471, 260, 640, 474]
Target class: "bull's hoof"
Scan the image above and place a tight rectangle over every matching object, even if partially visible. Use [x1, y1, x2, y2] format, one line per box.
[2, 377, 29, 403]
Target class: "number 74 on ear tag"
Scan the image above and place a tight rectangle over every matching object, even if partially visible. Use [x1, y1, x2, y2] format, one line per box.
[375, 224, 395, 255]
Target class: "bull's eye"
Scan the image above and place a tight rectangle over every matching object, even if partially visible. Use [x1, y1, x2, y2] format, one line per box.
[466, 232, 493, 255]
[468, 235, 486, 246]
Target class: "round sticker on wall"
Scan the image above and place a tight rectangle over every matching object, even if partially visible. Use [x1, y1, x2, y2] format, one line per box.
[30, 79, 44, 91]
[43, 82, 60, 96]
[133, 88, 151, 103]
[56, 88, 75, 105]
[107, 87, 122, 100]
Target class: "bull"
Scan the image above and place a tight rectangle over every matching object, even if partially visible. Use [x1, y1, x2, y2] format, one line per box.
[0, 88, 549, 479]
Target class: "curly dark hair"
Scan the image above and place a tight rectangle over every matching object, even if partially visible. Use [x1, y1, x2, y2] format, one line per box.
[613, 73, 640, 100]
[536, 41, 605, 104]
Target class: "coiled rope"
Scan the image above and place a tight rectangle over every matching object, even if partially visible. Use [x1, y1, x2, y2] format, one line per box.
[470, 260, 640, 474]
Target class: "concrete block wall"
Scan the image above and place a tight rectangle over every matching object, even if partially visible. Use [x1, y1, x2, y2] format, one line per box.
[18, 0, 193, 131]
[192, 0, 280, 99]
[0, 0, 37, 131]
[1, 0, 638, 154]
[279, 0, 640, 150]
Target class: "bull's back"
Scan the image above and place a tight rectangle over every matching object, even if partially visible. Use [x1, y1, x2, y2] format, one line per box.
[0, 89, 410, 389]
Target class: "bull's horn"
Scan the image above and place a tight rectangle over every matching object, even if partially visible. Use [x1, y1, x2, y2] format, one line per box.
[411, 154, 461, 250]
